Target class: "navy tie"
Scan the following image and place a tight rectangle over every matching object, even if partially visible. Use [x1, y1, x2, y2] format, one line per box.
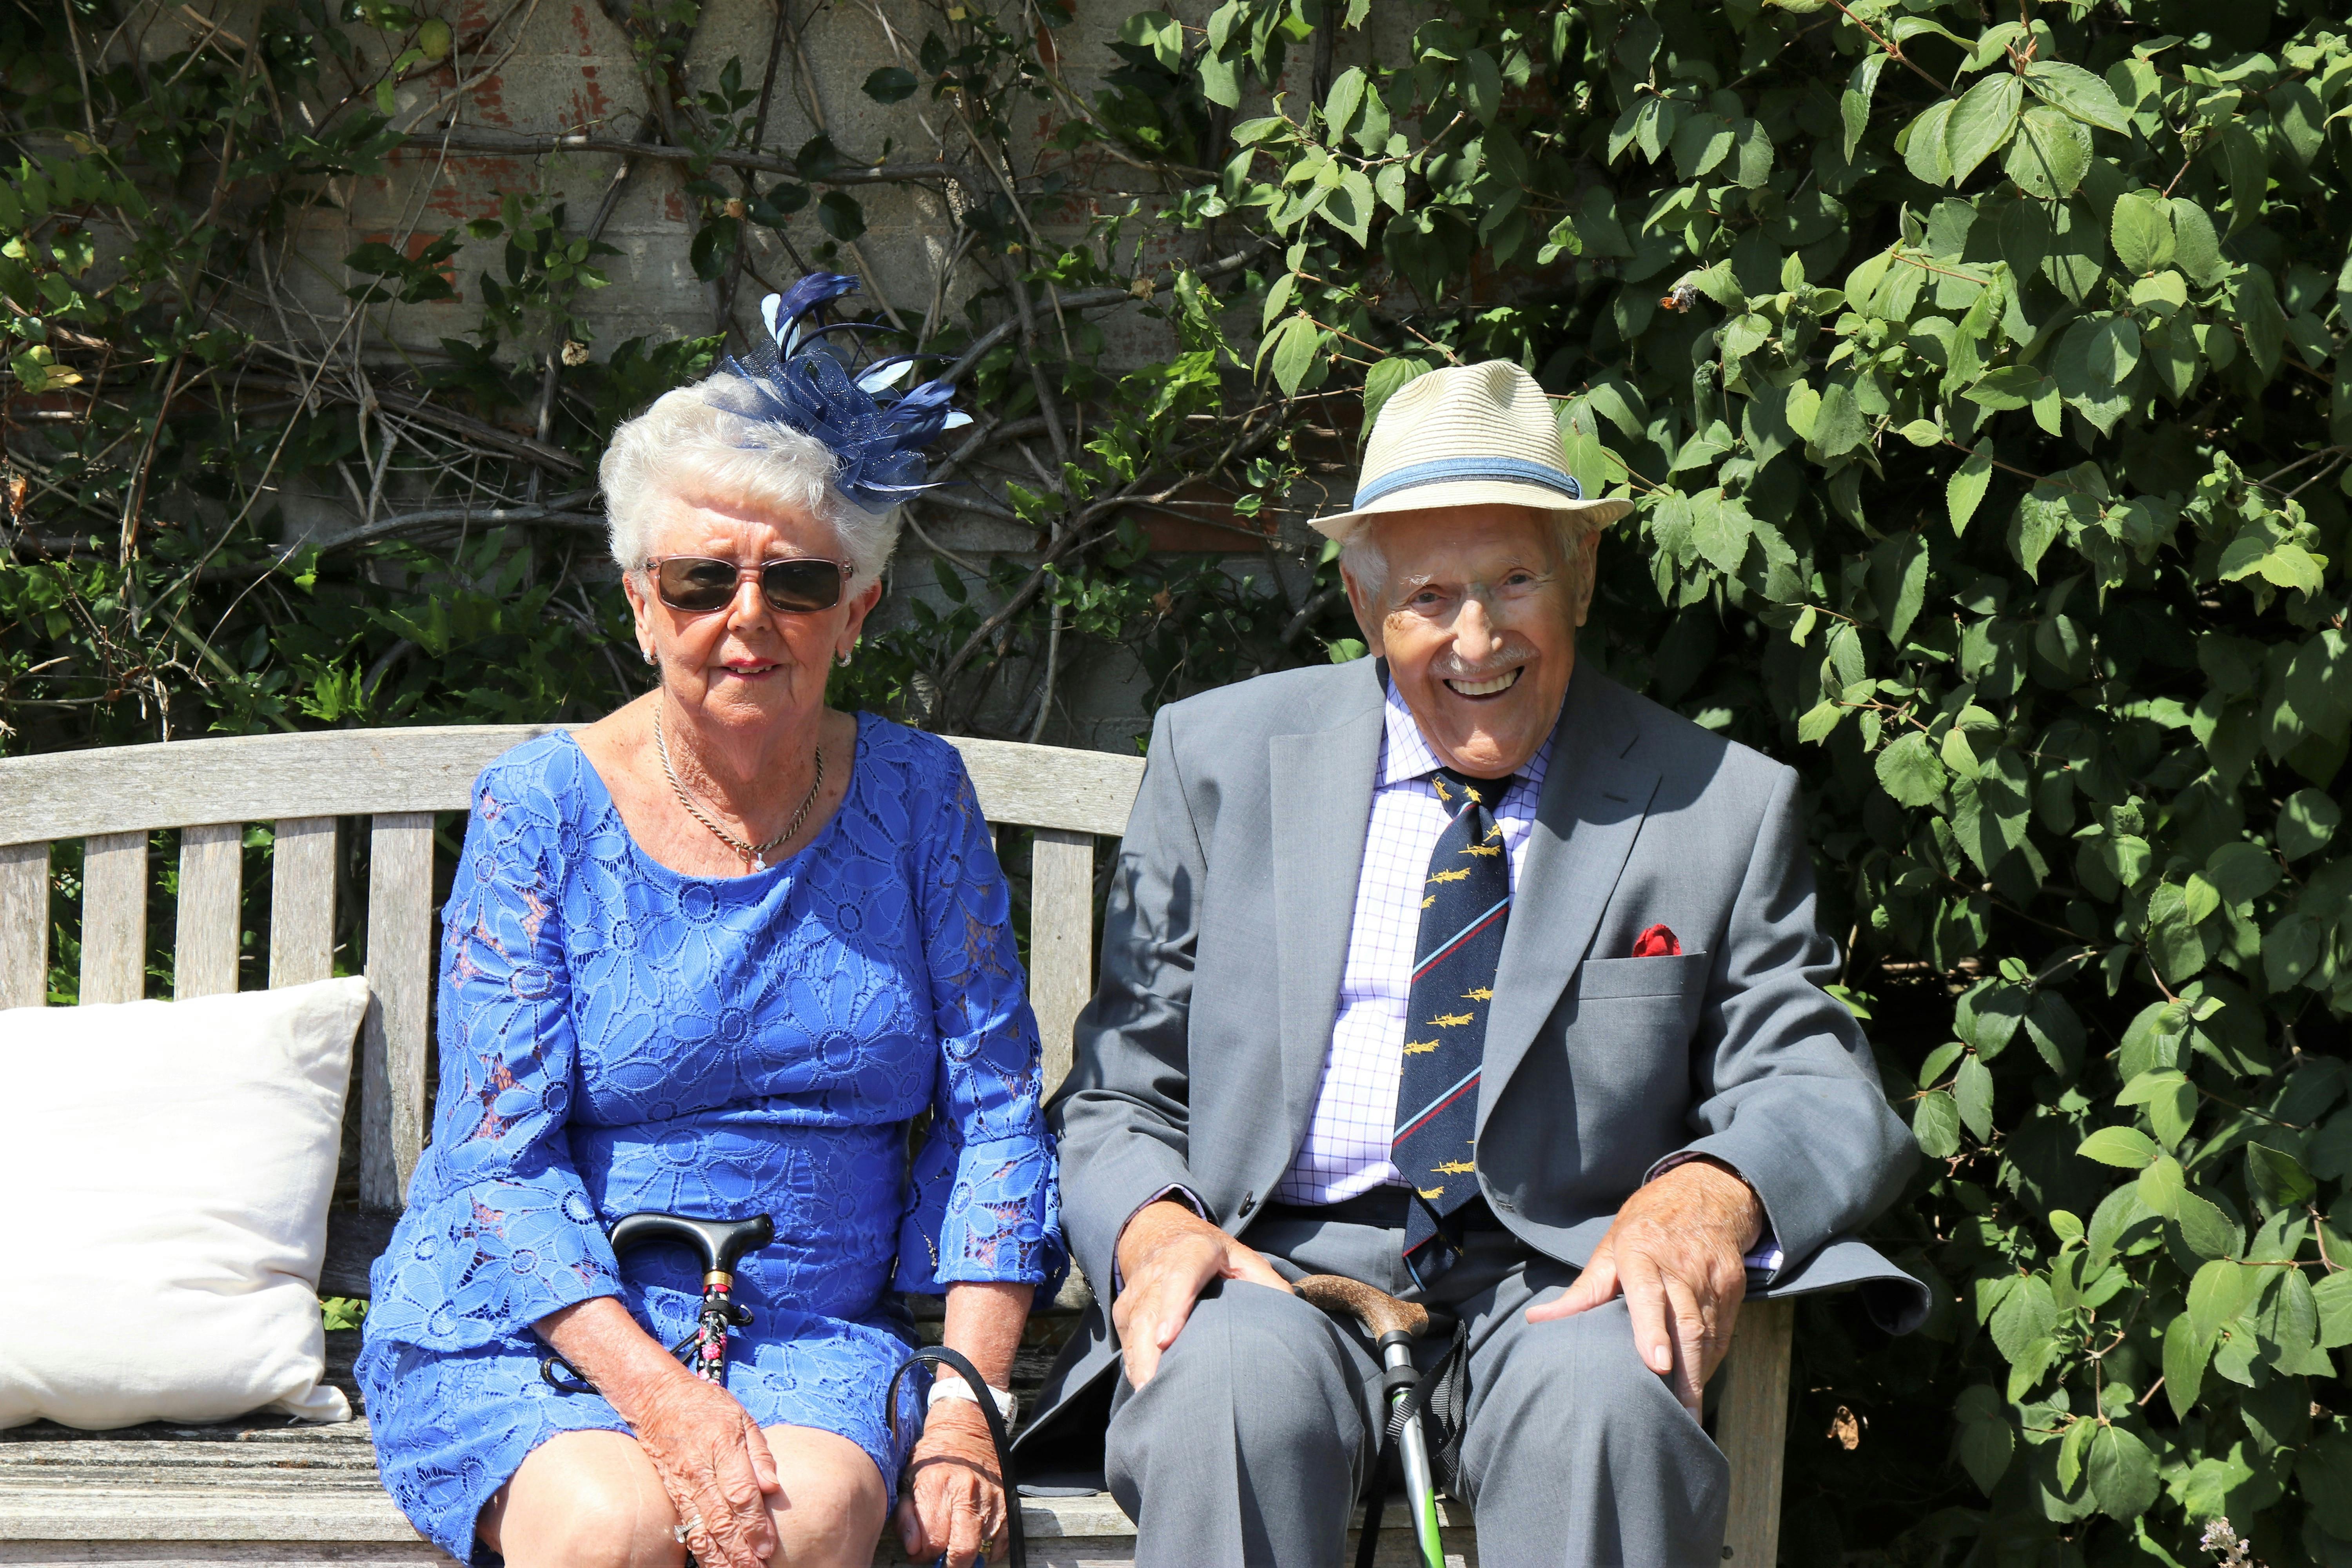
[1392, 767, 1516, 1284]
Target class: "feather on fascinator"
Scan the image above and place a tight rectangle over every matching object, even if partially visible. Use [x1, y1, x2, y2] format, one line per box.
[705, 272, 973, 510]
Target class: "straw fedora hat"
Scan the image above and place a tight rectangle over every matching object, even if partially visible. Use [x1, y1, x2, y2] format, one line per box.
[1310, 360, 1635, 541]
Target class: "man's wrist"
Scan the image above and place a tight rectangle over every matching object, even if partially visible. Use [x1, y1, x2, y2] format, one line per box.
[1660, 1156, 1767, 1252]
[1114, 1195, 1218, 1283]
[1110, 1194, 1214, 1279]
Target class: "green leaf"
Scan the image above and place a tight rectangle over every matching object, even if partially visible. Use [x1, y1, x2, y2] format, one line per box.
[860, 65, 918, 104]
[1958, 1406, 2014, 1494]
[1811, 380, 1869, 457]
[1901, 100, 1954, 185]
[2245, 1144, 2316, 1215]
[1323, 67, 1367, 138]
[2138, 1152, 2185, 1216]
[2078, 1126, 2160, 1168]
[1942, 73, 2024, 186]
[2146, 882, 2214, 984]
[2315, 1269, 2352, 1349]
[2109, 189, 2174, 275]
[814, 191, 866, 242]
[2172, 1191, 2242, 1261]
[1955, 1053, 1994, 1142]
[2187, 1258, 2259, 1340]
[1989, 1275, 2058, 1362]
[1914, 1089, 1961, 1159]
[2004, 106, 2090, 200]
[2231, 266, 2287, 379]
[2203, 840, 2280, 906]
[1840, 53, 1887, 162]
[1688, 490, 1751, 575]
[1264, 315, 1324, 396]
[2023, 61, 2132, 133]
[2086, 1424, 2159, 1520]
[1947, 445, 1994, 535]
[1876, 731, 1949, 808]
[2279, 788, 2341, 859]
[1364, 356, 1431, 432]
[2169, 198, 2227, 287]
[2161, 1311, 2210, 1421]
[2221, 120, 2267, 233]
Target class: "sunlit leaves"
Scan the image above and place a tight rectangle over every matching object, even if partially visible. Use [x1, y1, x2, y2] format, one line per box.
[1944, 73, 2024, 186]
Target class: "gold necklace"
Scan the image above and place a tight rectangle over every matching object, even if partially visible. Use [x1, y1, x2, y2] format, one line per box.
[653, 705, 824, 872]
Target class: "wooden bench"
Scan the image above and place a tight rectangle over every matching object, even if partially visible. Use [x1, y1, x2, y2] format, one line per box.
[0, 724, 1797, 1566]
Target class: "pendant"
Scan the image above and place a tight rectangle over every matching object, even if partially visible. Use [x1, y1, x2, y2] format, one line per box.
[751, 854, 766, 872]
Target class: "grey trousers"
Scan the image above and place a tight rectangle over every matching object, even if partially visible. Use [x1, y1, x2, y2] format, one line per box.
[1102, 1218, 1731, 1568]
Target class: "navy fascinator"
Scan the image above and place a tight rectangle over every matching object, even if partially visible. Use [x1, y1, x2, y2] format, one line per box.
[704, 272, 973, 510]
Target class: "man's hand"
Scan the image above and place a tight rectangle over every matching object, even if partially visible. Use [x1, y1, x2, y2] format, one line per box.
[1527, 1159, 1765, 1416]
[1111, 1199, 1292, 1388]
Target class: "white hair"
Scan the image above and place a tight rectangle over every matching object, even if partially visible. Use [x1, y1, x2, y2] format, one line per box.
[599, 372, 901, 586]
[1338, 508, 1601, 600]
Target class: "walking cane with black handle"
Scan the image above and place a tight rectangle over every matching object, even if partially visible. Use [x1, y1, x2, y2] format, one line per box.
[542, 1212, 778, 1394]
[1294, 1274, 1456, 1568]
[541, 1211, 778, 1568]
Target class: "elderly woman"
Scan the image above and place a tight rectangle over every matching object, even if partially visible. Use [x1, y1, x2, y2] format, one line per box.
[356, 277, 1060, 1568]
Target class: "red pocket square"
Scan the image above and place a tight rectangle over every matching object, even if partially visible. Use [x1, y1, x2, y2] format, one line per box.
[1631, 923, 1681, 958]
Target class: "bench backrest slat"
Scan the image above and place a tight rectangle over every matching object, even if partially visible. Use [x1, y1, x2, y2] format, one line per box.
[1027, 828, 1097, 1094]
[361, 813, 437, 1212]
[174, 823, 245, 1000]
[0, 842, 48, 1010]
[269, 817, 340, 988]
[79, 831, 151, 1005]
[2, 726, 1145, 1216]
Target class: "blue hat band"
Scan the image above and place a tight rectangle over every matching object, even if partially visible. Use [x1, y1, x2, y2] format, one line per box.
[1352, 456, 1584, 509]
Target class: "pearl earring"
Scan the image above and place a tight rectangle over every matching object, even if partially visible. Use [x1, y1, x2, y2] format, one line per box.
[641, 648, 655, 666]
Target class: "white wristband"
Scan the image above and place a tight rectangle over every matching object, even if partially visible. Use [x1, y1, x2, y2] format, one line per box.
[927, 1371, 1018, 1427]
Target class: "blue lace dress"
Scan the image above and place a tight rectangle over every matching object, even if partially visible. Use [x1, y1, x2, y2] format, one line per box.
[356, 718, 1064, 1565]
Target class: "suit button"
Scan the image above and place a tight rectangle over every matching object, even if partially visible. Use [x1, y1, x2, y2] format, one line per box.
[1238, 1191, 1256, 1216]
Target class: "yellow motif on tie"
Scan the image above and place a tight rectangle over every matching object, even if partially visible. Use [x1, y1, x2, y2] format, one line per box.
[1461, 987, 1494, 1002]
[1417, 1185, 1446, 1200]
[1422, 895, 1437, 909]
[1427, 867, 1471, 886]
[1485, 823, 1503, 841]
[1432, 1160, 1476, 1174]
[1431, 778, 1452, 803]
[1429, 1011, 1475, 1028]
[1459, 842, 1501, 858]
[1402, 1039, 1441, 1055]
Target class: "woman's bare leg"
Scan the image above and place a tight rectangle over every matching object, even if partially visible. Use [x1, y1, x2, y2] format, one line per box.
[759, 1425, 889, 1568]
[478, 1429, 684, 1568]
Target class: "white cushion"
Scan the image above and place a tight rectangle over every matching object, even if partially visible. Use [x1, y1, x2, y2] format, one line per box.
[0, 976, 370, 1430]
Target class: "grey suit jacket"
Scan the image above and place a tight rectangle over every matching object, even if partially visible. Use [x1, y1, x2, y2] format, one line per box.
[1031, 658, 1926, 1434]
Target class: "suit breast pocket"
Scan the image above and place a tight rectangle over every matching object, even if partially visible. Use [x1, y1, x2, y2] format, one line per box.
[1573, 951, 1710, 1001]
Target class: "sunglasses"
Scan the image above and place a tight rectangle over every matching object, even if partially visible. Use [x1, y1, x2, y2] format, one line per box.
[645, 555, 848, 615]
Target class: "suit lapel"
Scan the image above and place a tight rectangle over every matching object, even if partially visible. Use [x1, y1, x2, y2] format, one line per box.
[1269, 666, 1386, 1150]
[1478, 668, 1661, 1130]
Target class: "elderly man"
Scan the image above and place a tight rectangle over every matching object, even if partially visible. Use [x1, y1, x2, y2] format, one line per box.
[1026, 361, 1924, 1565]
